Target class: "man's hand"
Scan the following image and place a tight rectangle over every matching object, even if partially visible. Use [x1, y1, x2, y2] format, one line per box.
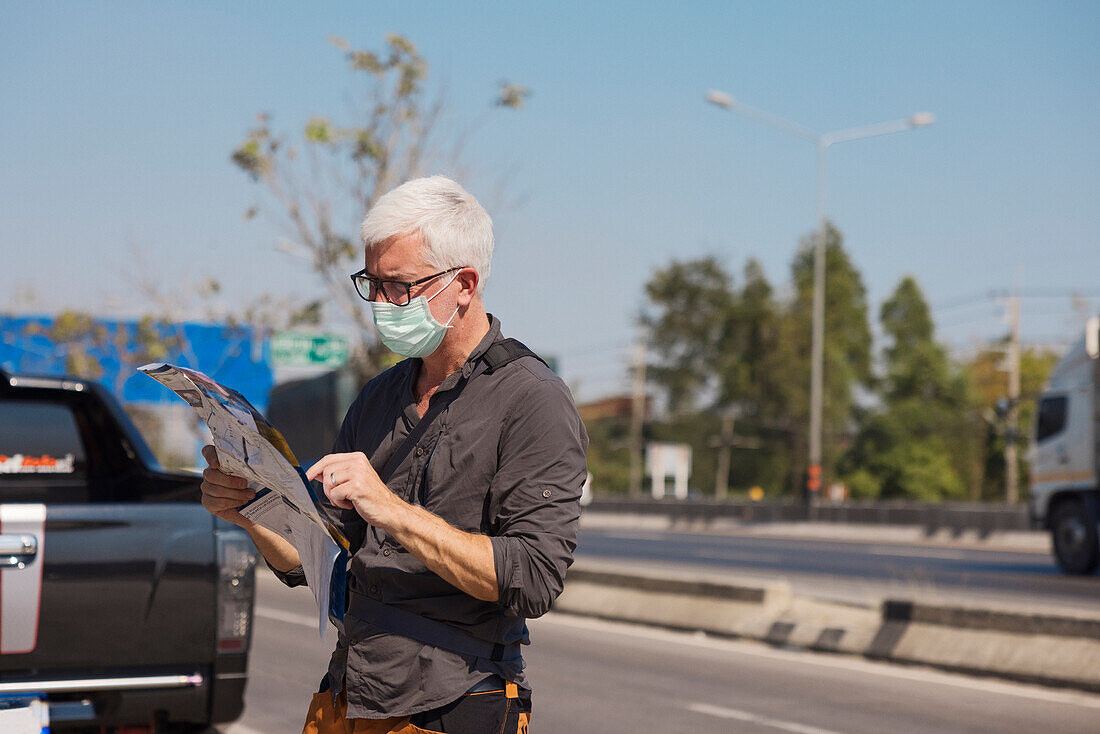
[199, 444, 256, 528]
[308, 451, 498, 602]
[306, 452, 400, 530]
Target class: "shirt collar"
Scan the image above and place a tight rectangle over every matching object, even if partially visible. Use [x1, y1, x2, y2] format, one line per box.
[401, 313, 503, 412]
[459, 313, 502, 378]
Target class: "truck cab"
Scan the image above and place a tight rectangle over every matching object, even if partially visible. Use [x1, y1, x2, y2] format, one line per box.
[1028, 316, 1100, 575]
[0, 369, 256, 731]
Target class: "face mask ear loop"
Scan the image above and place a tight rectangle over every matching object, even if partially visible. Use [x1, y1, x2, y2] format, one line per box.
[428, 269, 463, 329]
[442, 304, 460, 329]
[426, 270, 462, 304]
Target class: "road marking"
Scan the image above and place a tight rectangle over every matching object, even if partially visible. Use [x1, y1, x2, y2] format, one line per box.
[685, 702, 846, 734]
[538, 613, 1100, 710]
[598, 531, 671, 541]
[867, 546, 970, 560]
[255, 606, 316, 628]
[691, 549, 784, 563]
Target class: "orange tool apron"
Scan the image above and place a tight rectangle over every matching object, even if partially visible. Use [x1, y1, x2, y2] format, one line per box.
[302, 680, 530, 734]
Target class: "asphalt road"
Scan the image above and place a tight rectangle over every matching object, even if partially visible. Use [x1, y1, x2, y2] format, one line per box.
[574, 527, 1100, 611]
[221, 570, 1100, 734]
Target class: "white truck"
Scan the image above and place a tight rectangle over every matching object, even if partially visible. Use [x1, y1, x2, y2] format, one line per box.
[1028, 316, 1100, 575]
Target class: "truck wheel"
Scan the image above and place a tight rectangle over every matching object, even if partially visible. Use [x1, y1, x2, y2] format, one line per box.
[1051, 500, 1100, 575]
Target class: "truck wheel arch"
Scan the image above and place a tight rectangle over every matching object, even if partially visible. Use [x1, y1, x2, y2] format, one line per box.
[1048, 490, 1100, 575]
[1047, 488, 1100, 525]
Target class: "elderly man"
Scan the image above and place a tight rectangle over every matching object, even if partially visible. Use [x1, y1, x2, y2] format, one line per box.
[200, 175, 588, 733]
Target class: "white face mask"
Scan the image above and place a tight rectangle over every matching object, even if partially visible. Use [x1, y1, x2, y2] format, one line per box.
[368, 271, 460, 358]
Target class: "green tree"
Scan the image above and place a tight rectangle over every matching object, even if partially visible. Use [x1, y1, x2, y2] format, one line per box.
[841, 276, 976, 500]
[232, 34, 527, 379]
[643, 257, 736, 413]
[643, 257, 784, 415]
[583, 416, 633, 495]
[639, 222, 872, 497]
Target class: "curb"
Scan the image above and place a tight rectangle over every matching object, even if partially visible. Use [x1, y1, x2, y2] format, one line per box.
[555, 561, 1100, 692]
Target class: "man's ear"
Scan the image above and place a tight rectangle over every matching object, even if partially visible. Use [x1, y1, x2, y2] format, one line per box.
[456, 268, 480, 306]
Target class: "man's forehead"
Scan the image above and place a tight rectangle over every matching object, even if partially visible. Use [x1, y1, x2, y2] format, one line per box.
[364, 232, 426, 277]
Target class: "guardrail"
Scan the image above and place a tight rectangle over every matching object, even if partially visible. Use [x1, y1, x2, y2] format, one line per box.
[584, 497, 1032, 535]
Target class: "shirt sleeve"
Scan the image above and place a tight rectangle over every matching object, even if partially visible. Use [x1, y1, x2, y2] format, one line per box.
[488, 376, 589, 618]
[268, 390, 367, 588]
[265, 557, 307, 587]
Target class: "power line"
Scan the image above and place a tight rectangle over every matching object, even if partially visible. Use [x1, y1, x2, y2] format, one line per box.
[933, 288, 1100, 312]
[931, 294, 992, 312]
[989, 287, 1100, 300]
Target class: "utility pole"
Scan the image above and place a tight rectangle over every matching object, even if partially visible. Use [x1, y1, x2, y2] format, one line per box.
[710, 405, 762, 499]
[1005, 294, 1021, 503]
[714, 409, 735, 499]
[628, 329, 647, 498]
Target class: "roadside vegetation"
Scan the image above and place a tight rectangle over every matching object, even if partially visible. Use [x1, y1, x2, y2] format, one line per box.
[588, 224, 1058, 502]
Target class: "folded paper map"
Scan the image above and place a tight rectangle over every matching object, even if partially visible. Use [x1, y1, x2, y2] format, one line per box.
[139, 362, 347, 638]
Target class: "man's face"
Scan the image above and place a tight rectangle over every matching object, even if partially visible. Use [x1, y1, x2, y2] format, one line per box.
[364, 232, 459, 319]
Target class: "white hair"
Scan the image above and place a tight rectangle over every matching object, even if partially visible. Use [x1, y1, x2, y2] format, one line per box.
[360, 175, 493, 295]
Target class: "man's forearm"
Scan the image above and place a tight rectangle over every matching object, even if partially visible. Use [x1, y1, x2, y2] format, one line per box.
[242, 520, 302, 573]
[381, 501, 499, 602]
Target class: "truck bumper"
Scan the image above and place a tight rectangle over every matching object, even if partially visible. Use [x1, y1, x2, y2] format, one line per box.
[209, 654, 250, 724]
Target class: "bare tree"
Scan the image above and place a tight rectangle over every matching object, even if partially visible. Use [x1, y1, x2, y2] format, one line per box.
[231, 34, 528, 378]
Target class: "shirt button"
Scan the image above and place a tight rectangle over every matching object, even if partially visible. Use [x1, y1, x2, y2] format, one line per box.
[415, 446, 425, 456]
[542, 489, 552, 498]
[382, 548, 392, 557]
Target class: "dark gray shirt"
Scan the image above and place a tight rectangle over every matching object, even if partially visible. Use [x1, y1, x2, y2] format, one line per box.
[271, 316, 588, 719]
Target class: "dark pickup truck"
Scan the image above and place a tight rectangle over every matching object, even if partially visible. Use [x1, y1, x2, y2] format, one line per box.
[0, 369, 257, 732]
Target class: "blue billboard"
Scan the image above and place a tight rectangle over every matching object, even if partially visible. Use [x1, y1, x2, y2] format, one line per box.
[0, 315, 274, 413]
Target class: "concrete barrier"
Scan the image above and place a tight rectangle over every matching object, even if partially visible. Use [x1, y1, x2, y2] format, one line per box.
[555, 564, 795, 641]
[584, 498, 1032, 535]
[868, 600, 1100, 691]
[554, 561, 1100, 692]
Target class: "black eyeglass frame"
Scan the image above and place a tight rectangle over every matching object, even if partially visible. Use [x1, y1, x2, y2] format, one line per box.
[350, 266, 466, 306]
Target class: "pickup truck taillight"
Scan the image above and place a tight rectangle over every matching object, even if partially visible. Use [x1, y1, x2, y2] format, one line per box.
[215, 529, 256, 654]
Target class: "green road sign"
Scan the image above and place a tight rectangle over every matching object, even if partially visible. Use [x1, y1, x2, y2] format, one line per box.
[270, 331, 349, 368]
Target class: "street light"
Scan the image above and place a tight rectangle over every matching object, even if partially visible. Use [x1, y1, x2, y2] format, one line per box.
[706, 89, 934, 502]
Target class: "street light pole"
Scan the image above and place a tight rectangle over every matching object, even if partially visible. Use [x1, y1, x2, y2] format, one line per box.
[810, 138, 827, 501]
[705, 91, 934, 502]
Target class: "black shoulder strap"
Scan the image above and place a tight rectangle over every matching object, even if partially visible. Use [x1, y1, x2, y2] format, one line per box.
[377, 339, 544, 482]
[353, 340, 544, 550]
[482, 338, 548, 374]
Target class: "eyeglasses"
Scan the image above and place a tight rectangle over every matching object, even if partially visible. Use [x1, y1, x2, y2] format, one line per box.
[350, 267, 464, 306]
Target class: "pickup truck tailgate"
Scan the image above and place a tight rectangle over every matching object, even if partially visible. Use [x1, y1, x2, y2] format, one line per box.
[0, 502, 216, 674]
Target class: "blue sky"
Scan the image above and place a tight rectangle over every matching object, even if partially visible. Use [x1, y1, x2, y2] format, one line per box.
[2, 1, 1097, 399]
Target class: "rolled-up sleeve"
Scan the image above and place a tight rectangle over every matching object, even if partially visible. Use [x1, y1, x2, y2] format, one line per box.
[266, 558, 307, 587]
[489, 377, 588, 618]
